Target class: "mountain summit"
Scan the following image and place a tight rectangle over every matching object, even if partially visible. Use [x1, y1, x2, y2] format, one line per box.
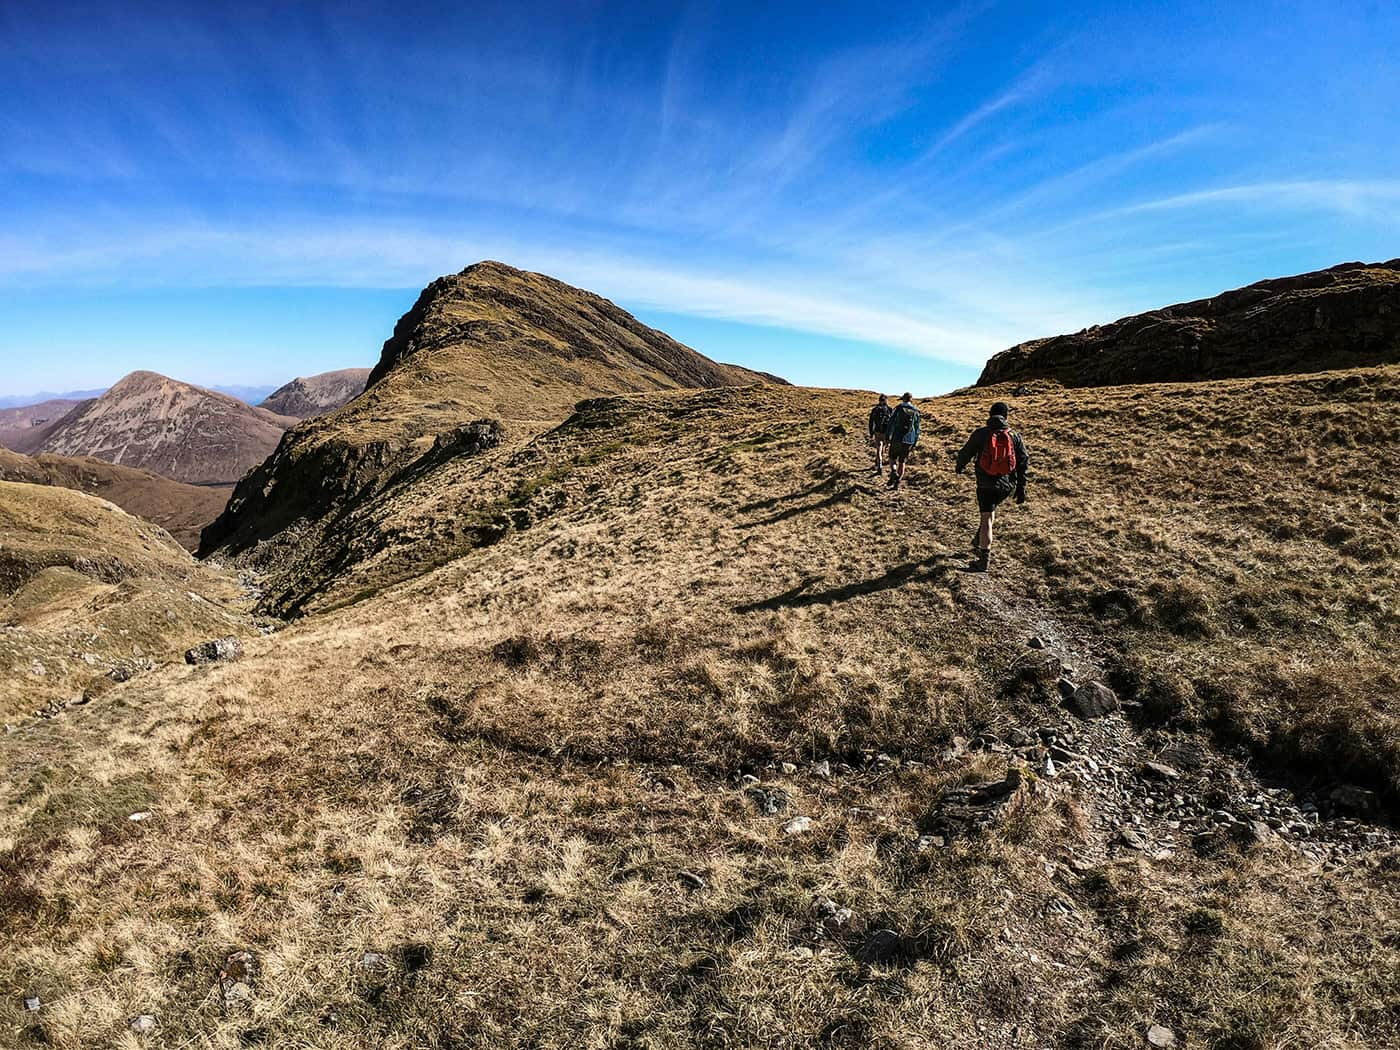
[199, 262, 783, 608]
[979, 258, 1400, 388]
[362, 259, 775, 416]
[32, 370, 297, 485]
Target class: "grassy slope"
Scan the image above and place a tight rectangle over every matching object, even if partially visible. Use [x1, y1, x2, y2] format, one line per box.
[0, 482, 251, 721]
[0, 448, 232, 550]
[2, 369, 1398, 1048]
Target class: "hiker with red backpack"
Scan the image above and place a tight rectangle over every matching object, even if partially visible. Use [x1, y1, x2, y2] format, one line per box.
[955, 401, 1028, 571]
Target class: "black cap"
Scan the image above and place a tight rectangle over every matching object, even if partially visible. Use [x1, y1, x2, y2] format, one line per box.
[989, 401, 1010, 417]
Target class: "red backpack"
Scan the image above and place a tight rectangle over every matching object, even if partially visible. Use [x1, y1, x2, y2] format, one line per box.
[979, 430, 1016, 476]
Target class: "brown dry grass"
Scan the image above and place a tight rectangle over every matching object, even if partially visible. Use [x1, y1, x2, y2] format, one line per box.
[0, 481, 249, 721]
[2, 367, 1398, 1047]
[0, 448, 231, 550]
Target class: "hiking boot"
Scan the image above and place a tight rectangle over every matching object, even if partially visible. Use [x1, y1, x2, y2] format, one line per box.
[972, 548, 990, 572]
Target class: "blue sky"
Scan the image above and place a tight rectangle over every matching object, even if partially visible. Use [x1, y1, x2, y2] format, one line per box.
[2, 0, 1398, 398]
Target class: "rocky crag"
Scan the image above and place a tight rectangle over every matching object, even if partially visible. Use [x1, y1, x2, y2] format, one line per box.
[979, 258, 1400, 387]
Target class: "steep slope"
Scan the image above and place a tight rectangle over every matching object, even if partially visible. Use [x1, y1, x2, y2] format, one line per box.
[259, 368, 372, 418]
[0, 448, 231, 550]
[0, 398, 92, 454]
[35, 371, 299, 484]
[0, 481, 249, 721]
[200, 261, 781, 589]
[980, 258, 1400, 387]
[5, 367, 1397, 1048]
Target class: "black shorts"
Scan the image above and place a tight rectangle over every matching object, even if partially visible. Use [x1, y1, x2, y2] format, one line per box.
[889, 441, 913, 463]
[977, 482, 1013, 512]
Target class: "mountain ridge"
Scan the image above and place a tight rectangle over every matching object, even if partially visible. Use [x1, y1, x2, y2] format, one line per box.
[979, 257, 1400, 387]
[199, 261, 784, 590]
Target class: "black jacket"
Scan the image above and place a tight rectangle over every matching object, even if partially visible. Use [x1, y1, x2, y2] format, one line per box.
[956, 415, 1028, 490]
[868, 403, 892, 436]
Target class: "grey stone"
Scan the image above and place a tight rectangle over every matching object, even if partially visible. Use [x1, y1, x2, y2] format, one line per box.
[129, 1015, 156, 1034]
[184, 636, 243, 665]
[23, 996, 40, 1012]
[358, 951, 390, 972]
[782, 816, 813, 834]
[1118, 827, 1147, 850]
[1067, 681, 1119, 719]
[1146, 1023, 1177, 1047]
[1141, 761, 1180, 781]
[1330, 785, 1378, 812]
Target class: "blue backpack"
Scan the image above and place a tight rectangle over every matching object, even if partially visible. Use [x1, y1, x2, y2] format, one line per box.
[887, 402, 920, 445]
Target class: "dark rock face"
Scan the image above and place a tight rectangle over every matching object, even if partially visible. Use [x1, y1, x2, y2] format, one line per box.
[978, 259, 1400, 388]
[185, 636, 243, 664]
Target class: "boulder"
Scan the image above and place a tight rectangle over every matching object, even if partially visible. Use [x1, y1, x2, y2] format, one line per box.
[184, 636, 243, 665]
[1067, 681, 1120, 719]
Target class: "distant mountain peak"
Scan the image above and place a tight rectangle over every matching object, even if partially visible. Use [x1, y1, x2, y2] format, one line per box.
[259, 368, 371, 419]
[33, 370, 296, 484]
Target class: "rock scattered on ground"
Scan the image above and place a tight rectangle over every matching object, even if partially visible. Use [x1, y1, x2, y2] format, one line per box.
[184, 636, 243, 664]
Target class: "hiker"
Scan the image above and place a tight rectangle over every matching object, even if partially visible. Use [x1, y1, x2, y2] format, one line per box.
[955, 400, 1028, 571]
[884, 392, 921, 490]
[867, 394, 892, 473]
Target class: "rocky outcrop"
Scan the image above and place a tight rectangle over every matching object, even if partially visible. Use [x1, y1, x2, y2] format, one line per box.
[979, 259, 1400, 388]
[259, 368, 371, 418]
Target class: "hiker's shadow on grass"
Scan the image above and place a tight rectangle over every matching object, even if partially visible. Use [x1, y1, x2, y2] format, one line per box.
[736, 554, 952, 612]
[741, 485, 864, 528]
[738, 474, 845, 513]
